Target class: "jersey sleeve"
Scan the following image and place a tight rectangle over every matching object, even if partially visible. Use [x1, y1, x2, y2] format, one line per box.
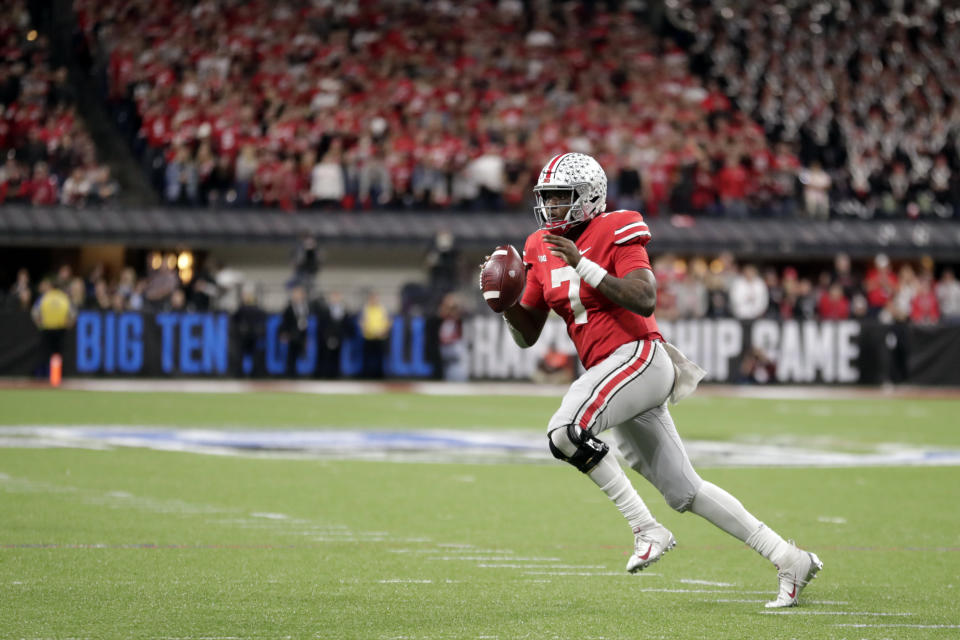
[520, 234, 549, 310]
[607, 211, 652, 276]
[609, 211, 651, 247]
[612, 242, 652, 277]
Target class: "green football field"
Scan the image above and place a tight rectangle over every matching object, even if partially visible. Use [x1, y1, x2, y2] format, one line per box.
[1, 388, 959, 639]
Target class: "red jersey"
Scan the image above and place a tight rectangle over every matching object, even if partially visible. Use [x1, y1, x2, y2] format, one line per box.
[521, 210, 663, 369]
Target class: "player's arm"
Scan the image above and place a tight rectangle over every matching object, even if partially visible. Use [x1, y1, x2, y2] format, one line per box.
[479, 249, 549, 347]
[502, 301, 549, 347]
[544, 234, 657, 317]
[595, 268, 657, 317]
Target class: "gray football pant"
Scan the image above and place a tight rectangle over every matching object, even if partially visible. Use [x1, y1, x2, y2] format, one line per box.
[548, 340, 704, 512]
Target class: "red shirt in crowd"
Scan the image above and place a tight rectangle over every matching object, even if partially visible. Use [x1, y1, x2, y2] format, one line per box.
[716, 163, 749, 200]
[864, 268, 898, 309]
[817, 291, 850, 320]
[911, 289, 940, 324]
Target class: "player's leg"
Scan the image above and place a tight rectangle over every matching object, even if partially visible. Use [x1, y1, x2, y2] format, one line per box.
[613, 402, 822, 606]
[547, 340, 676, 571]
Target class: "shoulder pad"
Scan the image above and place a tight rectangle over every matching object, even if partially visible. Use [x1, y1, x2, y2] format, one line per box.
[601, 210, 651, 246]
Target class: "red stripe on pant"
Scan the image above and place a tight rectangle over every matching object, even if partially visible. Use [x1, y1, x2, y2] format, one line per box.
[578, 340, 653, 430]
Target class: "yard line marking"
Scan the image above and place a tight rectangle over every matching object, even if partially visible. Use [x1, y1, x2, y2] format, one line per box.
[713, 599, 765, 603]
[378, 579, 434, 584]
[432, 556, 562, 562]
[679, 578, 735, 587]
[478, 563, 607, 569]
[835, 624, 960, 629]
[762, 611, 914, 616]
[522, 571, 634, 576]
[817, 516, 847, 524]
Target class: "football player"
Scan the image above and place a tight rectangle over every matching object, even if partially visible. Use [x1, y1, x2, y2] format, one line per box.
[481, 152, 821, 608]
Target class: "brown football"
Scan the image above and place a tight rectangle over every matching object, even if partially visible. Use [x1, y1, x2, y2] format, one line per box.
[480, 244, 525, 313]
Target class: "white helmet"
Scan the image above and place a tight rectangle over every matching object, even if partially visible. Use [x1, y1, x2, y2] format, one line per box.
[533, 152, 607, 233]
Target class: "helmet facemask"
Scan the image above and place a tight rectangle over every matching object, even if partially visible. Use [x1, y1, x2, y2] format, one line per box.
[533, 183, 590, 233]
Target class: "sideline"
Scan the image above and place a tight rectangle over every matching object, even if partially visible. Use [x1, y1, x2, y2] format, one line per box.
[1, 378, 959, 400]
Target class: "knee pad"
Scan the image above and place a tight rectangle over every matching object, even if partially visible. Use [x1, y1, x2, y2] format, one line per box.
[548, 424, 609, 474]
[663, 487, 698, 513]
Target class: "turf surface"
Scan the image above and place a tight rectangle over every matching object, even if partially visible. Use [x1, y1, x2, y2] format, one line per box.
[1, 389, 959, 639]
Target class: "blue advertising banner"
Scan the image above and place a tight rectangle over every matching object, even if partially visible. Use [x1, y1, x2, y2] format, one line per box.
[0, 311, 438, 379]
[0, 311, 957, 385]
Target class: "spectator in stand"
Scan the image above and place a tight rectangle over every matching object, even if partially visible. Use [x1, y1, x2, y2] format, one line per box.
[763, 268, 784, 319]
[7, 268, 31, 311]
[88, 278, 111, 310]
[234, 145, 258, 206]
[799, 162, 831, 219]
[911, 275, 940, 326]
[729, 264, 768, 320]
[88, 166, 118, 204]
[67, 277, 86, 309]
[673, 258, 709, 320]
[61, 167, 90, 206]
[864, 254, 898, 317]
[936, 269, 960, 324]
[682, 0, 958, 220]
[832, 253, 859, 300]
[168, 288, 187, 311]
[310, 147, 346, 209]
[818, 283, 850, 320]
[143, 262, 179, 311]
[716, 153, 749, 218]
[793, 278, 818, 320]
[0, 2, 115, 208]
[164, 146, 198, 205]
[890, 265, 918, 323]
[27, 162, 58, 205]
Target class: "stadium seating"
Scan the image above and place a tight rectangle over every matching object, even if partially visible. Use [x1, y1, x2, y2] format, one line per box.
[674, 0, 960, 218]
[75, 0, 801, 215]
[0, 0, 116, 207]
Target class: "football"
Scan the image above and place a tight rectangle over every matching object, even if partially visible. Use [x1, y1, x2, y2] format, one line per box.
[480, 244, 525, 312]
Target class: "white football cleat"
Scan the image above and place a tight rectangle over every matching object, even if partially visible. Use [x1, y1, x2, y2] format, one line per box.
[765, 544, 823, 608]
[626, 524, 676, 573]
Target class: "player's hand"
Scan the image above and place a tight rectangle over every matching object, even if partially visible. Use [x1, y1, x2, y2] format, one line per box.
[477, 255, 490, 289]
[544, 235, 581, 267]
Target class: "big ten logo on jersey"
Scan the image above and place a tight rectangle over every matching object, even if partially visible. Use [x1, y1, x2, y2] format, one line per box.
[658, 319, 861, 383]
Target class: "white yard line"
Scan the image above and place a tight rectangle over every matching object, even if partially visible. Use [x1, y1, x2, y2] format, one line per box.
[762, 611, 914, 616]
[679, 578, 735, 587]
[835, 624, 960, 629]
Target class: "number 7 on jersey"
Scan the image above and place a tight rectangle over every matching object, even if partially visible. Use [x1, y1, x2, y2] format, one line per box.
[551, 266, 588, 325]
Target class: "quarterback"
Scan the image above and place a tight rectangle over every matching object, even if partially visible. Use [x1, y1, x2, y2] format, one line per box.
[483, 152, 822, 608]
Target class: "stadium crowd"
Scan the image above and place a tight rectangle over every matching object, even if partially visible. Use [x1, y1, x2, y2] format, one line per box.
[0, 0, 117, 207]
[651, 252, 959, 326]
[73, 0, 802, 215]
[679, 0, 960, 218]
[6, 253, 960, 328]
[65, 0, 960, 218]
